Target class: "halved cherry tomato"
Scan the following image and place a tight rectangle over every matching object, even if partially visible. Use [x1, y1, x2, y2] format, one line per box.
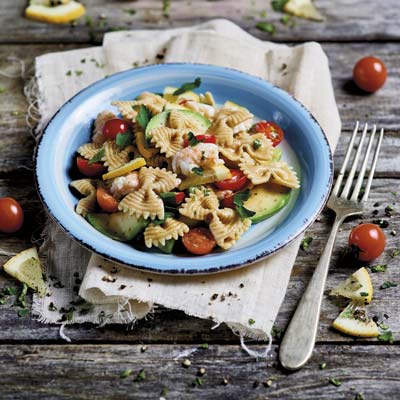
[184, 134, 217, 147]
[221, 194, 235, 209]
[96, 187, 119, 213]
[215, 169, 249, 191]
[76, 157, 105, 177]
[182, 227, 216, 255]
[353, 56, 387, 93]
[251, 121, 284, 146]
[102, 118, 129, 140]
[349, 223, 386, 262]
[0, 197, 24, 233]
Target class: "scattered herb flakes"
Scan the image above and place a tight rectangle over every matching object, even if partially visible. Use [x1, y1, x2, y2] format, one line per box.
[256, 22, 276, 34]
[0, 86, 6, 94]
[192, 167, 204, 176]
[380, 281, 398, 290]
[248, 318, 256, 326]
[136, 104, 152, 130]
[48, 302, 57, 311]
[329, 377, 342, 387]
[187, 131, 203, 146]
[192, 377, 203, 387]
[252, 138, 262, 150]
[116, 132, 133, 149]
[162, 0, 171, 17]
[134, 369, 146, 382]
[271, 0, 289, 11]
[66, 70, 72, 76]
[75, 70, 83, 77]
[300, 236, 313, 251]
[260, 10, 267, 18]
[281, 14, 295, 27]
[271, 325, 283, 340]
[123, 8, 136, 15]
[85, 15, 93, 28]
[378, 321, 389, 330]
[354, 393, 365, 400]
[88, 148, 105, 164]
[80, 58, 86, 63]
[120, 368, 133, 378]
[378, 330, 394, 344]
[200, 343, 209, 349]
[319, 362, 327, 370]
[173, 77, 201, 96]
[18, 309, 29, 318]
[359, 292, 369, 297]
[370, 264, 387, 273]
[391, 191, 397, 196]
[16, 283, 28, 309]
[160, 388, 169, 397]
[373, 219, 389, 228]
[391, 249, 400, 258]
[233, 189, 256, 219]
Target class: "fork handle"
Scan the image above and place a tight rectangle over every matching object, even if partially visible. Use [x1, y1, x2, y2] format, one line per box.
[279, 215, 344, 370]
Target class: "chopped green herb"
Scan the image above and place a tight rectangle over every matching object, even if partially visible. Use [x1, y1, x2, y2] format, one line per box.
[3, 287, 17, 296]
[329, 377, 342, 387]
[253, 139, 262, 150]
[248, 318, 256, 326]
[192, 377, 203, 387]
[123, 8, 136, 15]
[152, 212, 176, 226]
[378, 322, 389, 330]
[192, 167, 204, 176]
[380, 281, 398, 290]
[16, 283, 28, 309]
[354, 393, 365, 400]
[173, 78, 201, 96]
[88, 148, 105, 164]
[319, 362, 327, 370]
[134, 369, 146, 382]
[391, 249, 400, 258]
[377, 330, 394, 344]
[300, 236, 313, 251]
[187, 131, 203, 146]
[391, 191, 397, 196]
[120, 368, 133, 378]
[281, 14, 295, 27]
[359, 292, 369, 297]
[80, 58, 86, 63]
[162, 0, 171, 17]
[370, 264, 387, 273]
[271, 0, 289, 11]
[256, 22, 276, 34]
[18, 309, 29, 318]
[0, 86, 6, 94]
[200, 343, 209, 349]
[260, 10, 267, 18]
[136, 105, 152, 130]
[160, 388, 169, 396]
[271, 325, 283, 340]
[75, 70, 83, 76]
[115, 132, 133, 149]
[66, 70, 72, 76]
[373, 219, 389, 228]
[233, 189, 256, 219]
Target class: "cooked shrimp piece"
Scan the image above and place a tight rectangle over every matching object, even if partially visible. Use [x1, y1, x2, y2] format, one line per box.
[183, 100, 216, 119]
[215, 189, 233, 200]
[172, 143, 224, 176]
[110, 172, 140, 198]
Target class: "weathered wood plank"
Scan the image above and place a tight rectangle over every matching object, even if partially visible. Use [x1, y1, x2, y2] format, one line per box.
[2, 0, 400, 44]
[1, 178, 399, 343]
[0, 344, 399, 399]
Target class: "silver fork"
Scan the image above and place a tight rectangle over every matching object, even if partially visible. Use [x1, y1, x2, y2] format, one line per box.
[279, 122, 384, 371]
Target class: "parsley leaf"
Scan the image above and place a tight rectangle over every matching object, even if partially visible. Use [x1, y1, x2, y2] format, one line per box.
[300, 237, 313, 251]
[253, 139, 262, 150]
[173, 77, 201, 96]
[359, 292, 369, 297]
[136, 105, 152, 130]
[256, 22, 276, 34]
[192, 167, 204, 176]
[88, 148, 105, 164]
[187, 131, 203, 146]
[380, 281, 398, 290]
[328, 377, 342, 387]
[120, 368, 133, 379]
[248, 318, 256, 326]
[18, 309, 29, 318]
[378, 331, 394, 344]
[115, 132, 132, 149]
[134, 369, 146, 382]
[370, 264, 387, 273]
[391, 248, 400, 258]
[271, 0, 289, 11]
[233, 189, 256, 219]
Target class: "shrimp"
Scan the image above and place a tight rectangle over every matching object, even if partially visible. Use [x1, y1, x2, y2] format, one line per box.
[182, 100, 216, 119]
[110, 172, 140, 198]
[172, 143, 224, 176]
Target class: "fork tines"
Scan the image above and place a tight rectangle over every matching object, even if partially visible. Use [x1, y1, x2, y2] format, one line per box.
[332, 121, 384, 203]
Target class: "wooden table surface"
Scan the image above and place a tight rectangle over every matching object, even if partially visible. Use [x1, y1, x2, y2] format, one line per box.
[1, 1, 399, 399]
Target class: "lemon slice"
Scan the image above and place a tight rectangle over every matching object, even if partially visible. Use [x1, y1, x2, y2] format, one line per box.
[330, 267, 373, 304]
[2, 248, 46, 297]
[332, 302, 379, 338]
[283, 0, 325, 21]
[102, 158, 146, 180]
[25, 0, 86, 24]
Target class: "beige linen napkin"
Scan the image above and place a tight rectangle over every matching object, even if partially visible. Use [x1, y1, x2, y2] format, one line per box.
[32, 20, 340, 346]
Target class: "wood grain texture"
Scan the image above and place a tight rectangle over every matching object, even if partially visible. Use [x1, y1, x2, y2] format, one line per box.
[2, 0, 400, 44]
[0, 344, 399, 399]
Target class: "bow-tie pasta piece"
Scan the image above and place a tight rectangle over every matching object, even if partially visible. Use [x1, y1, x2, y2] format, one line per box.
[77, 142, 102, 160]
[93, 111, 116, 144]
[215, 108, 254, 134]
[208, 118, 234, 146]
[238, 132, 275, 163]
[218, 139, 244, 165]
[169, 109, 207, 133]
[179, 187, 219, 221]
[111, 101, 138, 123]
[144, 154, 172, 169]
[209, 208, 252, 250]
[70, 179, 96, 217]
[139, 167, 181, 193]
[150, 127, 185, 158]
[102, 141, 135, 171]
[144, 218, 189, 247]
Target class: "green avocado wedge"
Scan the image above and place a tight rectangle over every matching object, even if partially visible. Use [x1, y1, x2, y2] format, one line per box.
[156, 239, 176, 254]
[244, 183, 291, 224]
[87, 212, 149, 242]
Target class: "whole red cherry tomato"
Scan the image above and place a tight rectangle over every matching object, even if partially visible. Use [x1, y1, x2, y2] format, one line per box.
[353, 56, 387, 93]
[349, 223, 386, 262]
[102, 118, 129, 140]
[215, 169, 249, 191]
[96, 187, 119, 213]
[0, 197, 24, 233]
[182, 227, 216, 255]
[251, 121, 284, 146]
[76, 157, 105, 177]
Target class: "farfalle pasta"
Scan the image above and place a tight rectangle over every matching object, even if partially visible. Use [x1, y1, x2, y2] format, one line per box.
[70, 78, 300, 255]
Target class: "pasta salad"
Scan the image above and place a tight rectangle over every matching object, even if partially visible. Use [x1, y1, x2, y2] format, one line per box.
[70, 78, 300, 256]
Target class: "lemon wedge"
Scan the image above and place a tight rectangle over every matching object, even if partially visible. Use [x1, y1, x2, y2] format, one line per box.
[332, 302, 379, 338]
[2, 248, 46, 297]
[102, 158, 146, 180]
[330, 267, 373, 304]
[283, 0, 325, 21]
[25, 0, 86, 24]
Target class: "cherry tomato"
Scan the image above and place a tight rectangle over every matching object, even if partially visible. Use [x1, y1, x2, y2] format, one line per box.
[215, 169, 249, 191]
[183, 134, 217, 146]
[353, 56, 387, 93]
[102, 118, 129, 140]
[175, 192, 186, 205]
[76, 157, 105, 177]
[348, 223, 386, 262]
[96, 187, 119, 213]
[182, 227, 216, 255]
[221, 194, 235, 209]
[0, 197, 24, 233]
[251, 121, 284, 146]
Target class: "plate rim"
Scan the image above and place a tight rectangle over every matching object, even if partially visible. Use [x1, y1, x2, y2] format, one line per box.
[34, 62, 333, 275]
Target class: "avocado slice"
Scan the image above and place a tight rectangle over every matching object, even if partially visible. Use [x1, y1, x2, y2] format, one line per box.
[87, 212, 149, 242]
[244, 183, 291, 224]
[156, 239, 176, 254]
[273, 147, 282, 161]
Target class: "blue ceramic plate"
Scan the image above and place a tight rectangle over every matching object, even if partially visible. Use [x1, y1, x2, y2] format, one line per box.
[35, 63, 333, 274]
